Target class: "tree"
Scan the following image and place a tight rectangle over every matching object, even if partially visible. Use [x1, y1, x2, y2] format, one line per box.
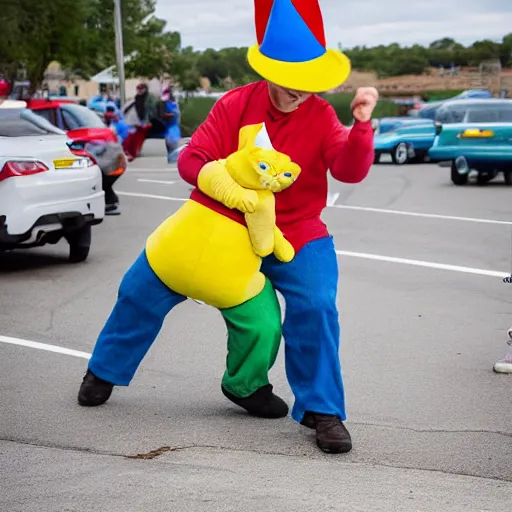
[0, 0, 88, 86]
[196, 48, 230, 87]
[123, 16, 181, 79]
[171, 47, 202, 94]
[500, 33, 512, 66]
[0, 0, 180, 88]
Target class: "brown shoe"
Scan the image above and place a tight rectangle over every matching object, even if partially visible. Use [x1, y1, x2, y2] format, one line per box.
[314, 414, 352, 454]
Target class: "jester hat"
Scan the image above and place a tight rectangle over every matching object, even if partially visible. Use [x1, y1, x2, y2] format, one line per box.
[247, 0, 351, 93]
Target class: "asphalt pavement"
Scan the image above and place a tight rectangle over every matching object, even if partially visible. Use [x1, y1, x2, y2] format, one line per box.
[1, 139, 511, 511]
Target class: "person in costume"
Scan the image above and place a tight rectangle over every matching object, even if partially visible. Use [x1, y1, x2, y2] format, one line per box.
[78, 121, 301, 422]
[77, 0, 378, 454]
[123, 83, 155, 161]
[162, 90, 182, 164]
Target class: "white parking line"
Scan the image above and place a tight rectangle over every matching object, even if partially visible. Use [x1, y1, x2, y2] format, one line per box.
[118, 190, 511, 226]
[335, 251, 509, 278]
[127, 168, 178, 173]
[0, 335, 91, 359]
[1, 253, 508, 359]
[137, 179, 177, 185]
[118, 191, 185, 202]
[329, 204, 512, 226]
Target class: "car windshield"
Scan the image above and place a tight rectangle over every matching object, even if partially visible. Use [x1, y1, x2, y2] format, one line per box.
[61, 103, 106, 129]
[0, 109, 65, 137]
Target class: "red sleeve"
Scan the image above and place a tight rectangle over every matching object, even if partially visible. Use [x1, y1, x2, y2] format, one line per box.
[177, 93, 239, 187]
[321, 105, 374, 184]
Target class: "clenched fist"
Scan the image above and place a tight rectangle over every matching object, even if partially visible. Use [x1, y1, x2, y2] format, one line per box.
[351, 87, 379, 123]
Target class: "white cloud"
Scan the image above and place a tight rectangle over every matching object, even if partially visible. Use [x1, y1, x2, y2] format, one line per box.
[155, 0, 512, 50]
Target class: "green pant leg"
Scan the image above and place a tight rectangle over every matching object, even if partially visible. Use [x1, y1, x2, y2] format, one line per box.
[220, 277, 282, 398]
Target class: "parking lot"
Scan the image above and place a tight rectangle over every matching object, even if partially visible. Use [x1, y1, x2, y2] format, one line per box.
[1, 140, 512, 511]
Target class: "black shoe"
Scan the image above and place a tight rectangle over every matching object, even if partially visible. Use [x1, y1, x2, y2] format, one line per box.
[221, 384, 289, 418]
[314, 414, 352, 454]
[78, 369, 114, 406]
[301, 411, 317, 430]
[105, 204, 121, 216]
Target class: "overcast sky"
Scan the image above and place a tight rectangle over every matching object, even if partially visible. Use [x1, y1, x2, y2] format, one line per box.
[155, 0, 512, 51]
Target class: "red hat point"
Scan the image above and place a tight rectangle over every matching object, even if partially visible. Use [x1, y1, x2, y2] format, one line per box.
[254, 0, 326, 47]
[291, 0, 326, 47]
[255, 0, 274, 45]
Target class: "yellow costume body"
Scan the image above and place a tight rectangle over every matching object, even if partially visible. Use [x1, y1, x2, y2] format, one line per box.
[145, 123, 301, 309]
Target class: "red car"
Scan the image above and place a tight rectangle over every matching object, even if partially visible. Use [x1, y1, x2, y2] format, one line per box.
[27, 98, 118, 144]
[28, 98, 127, 215]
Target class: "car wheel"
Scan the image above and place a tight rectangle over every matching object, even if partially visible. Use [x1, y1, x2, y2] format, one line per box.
[66, 224, 91, 263]
[374, 152, 381, 164]
[451, 159, 469, 186]
[391, 143, 409, 165]
[504, 171, 512, 186]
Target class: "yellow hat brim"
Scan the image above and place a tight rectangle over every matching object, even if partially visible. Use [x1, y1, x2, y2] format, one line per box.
[247, 45, 351, 93]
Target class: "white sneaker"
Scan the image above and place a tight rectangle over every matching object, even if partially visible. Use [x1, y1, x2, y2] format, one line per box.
[493, 328, 512, 374]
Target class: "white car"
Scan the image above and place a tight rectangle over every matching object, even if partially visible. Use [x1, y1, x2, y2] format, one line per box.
[0, 106, 105, 262]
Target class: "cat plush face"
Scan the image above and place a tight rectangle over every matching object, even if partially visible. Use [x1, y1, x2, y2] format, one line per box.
[226, 123, 301, 192]
[248, 146, 300, 192]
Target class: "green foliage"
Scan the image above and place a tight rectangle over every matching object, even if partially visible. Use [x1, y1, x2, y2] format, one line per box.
[0, 0, 181, 87]
[344, 36, 512, 77]
[2, 3, 512, 97]
[171, 47, 202, 93]
[178, 94, 400, 137]
[179, 97, 216, 137]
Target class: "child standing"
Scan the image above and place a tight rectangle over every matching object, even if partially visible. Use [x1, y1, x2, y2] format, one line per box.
[161, 89, 182, 164]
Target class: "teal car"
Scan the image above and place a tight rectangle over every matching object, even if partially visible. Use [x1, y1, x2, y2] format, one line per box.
[428, 99, 512, 186]
[373, 119, 436, 164]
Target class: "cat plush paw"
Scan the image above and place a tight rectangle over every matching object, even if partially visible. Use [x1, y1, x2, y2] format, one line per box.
[236, 189, 259, 214]
[273, 227, 295, 263]
[253, 245, 274, 258]
[273, 243, 295, 263]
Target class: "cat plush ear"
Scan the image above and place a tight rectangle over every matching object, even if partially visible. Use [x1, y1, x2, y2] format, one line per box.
[254, 123, 274, 150]
[238, 123, 275, 151]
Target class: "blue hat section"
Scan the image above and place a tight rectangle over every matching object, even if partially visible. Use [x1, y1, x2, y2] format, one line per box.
[259, 0, 326, 63]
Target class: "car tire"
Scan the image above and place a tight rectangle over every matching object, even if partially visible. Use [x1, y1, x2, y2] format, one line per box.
[391, 143, 409, 165]
[66, 224, 91, 263]
[374, 152, 381, 164]
[451, 159, 468, 186]
[504, 171, 512, 186]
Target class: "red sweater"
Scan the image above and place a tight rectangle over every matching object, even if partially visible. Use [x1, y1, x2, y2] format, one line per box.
[178, 81, 374, 252]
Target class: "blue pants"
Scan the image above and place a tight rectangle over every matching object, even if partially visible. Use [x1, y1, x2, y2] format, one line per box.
[88, 236, 346, 423]
[260, 236, 346, 422]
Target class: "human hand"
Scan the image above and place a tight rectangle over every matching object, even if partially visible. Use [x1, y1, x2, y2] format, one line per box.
[351, 87, 379, 123]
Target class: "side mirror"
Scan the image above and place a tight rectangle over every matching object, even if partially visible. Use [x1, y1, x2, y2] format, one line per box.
[434, 122, 443, 136]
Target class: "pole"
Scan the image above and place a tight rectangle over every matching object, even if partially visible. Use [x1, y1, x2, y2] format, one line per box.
[114, 0, 126, 107]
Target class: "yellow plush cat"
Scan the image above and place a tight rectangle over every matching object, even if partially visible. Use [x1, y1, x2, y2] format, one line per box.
[145, 123, 301, 309]
[223, 123, 299, 262]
